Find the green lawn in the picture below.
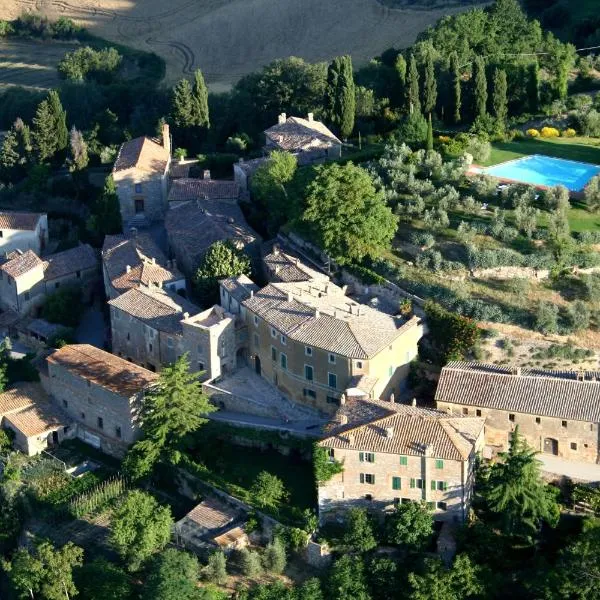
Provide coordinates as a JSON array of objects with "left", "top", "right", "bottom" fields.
[{"left": 484, "top": 137, "right": 600, "bottom": 167}]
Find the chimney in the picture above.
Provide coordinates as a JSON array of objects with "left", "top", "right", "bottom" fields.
[
  {"left": 183, "top": 312, "right": 190, "bottom": 319},
  {"left": 250, "top": 290, "right": 254, "bottom": 298},
  {"left": 151, "top": 257, "right": 156, "bottom": 265},
  {"left": 287, "top": 292, "right": 293, "bottom": 302},
  {"left": 515, "top": 367, "right": 522, "bottom": 376},
  {"left": 273, "top": 243, "right": 280, "bottom": 256},
  {"left": 203, "top": 169, "right": 211, "bottom": 180},
  {"left": 129, "top": 227, "right": 138, "bottom": 238},
  {"left": 340, "top": 393, "right": 346, "bottom": 406},
  {"left": 340, "top": 414, "right": 348, "bottom": 425},
  {"left": 162, "top": 123, "right": 171, "bottom": 156},
  {"left": 278, "top": 112, "right": 287, "bottom": 125},
  {"left": 348, "top": 433, "right": 355, "bottom": 446},
  {"left": 385, "top": 427, "right": 394, "bottom": 439},
  {"left": 314, "top": 309, "right": 320, "bottom": 319},
  {"left": 411, "top": 398, "right": 417, "bottom": 407},
  {"left": 126, "top": 265, "right": 131, "bottom": 273},
  {"left": 307, "top": 112, "right": 314, "bottom": 122},
  {"left": 275, "top": 265, "right": 281, "bottom": 275}
]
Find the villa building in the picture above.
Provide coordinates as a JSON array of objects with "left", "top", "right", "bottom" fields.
[
  {"left": 317, "top": 398, "right": 485, "bottom": 523},
  {"left": 0, "top": 212, "right": 48, "bottom": 256}
]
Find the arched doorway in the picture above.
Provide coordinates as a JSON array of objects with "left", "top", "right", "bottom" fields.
[
  {"left": 543, "top": 438, "right": 559, "bottom": 455},
  {"left": 254, "top": 355, "right": 261, "bottom": 376}
]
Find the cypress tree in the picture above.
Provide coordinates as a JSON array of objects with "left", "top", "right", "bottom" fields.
[
  {"left": 192, "top": 69, "right": 210, "bottom": 128},
  {"left": 395, "top": 54, "right": 407, "bottom": 106},
  {"left": 449, "top": 51, "right": 462, "bottom": 124},
  {"left": 422, "top": 52, "right": 438, "bottom": 116},
  {"left": 0, "top": 130, "right": 20, "bottom": 173},
  {"left": 337, "top": 55, "right": 355, "bottom": 139},
  {"left": 473, "top": 56, "right": 488, "bottom": 119},
  {"left": 325, "top": 57, "right": 340, "bottom": 124},
  {"left": 33, "top": 97, "right": 58, "bottom": 162},
  {"left": 406, "top": 54, "right": 421, "bottom": 115},
  {"left": 171, "top": 79, "right": 195, "bottom": 128},
  {"left": 48, "top": 90, "right": 68, "bottom": 152},
  {"left": 426, "top": 113, "right": 433, "bottom": 152},
  {"left": 492, "top": 68, "right": 508, "bottom": 124},
  {"left": 527, "top": 61, "right": 540, "bottom": 113}
]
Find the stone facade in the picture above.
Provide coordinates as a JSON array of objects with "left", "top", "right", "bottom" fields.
[
  {"left": 0, "top": 213, "right": 48, "bottom": 256},
  {"left": 0, "top": 258, "right": 46, "bottom": 314}
]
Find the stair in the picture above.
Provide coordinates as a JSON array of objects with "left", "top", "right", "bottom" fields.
[{"left": 127, "top": 214, "right": 150, "bottom": 230}]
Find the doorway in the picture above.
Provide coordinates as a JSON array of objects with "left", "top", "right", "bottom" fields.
[
  {"left": 135, "top": 198, "right": 145, "bottom": 213},
  {"left": 543, "top": 437, "right": 559, "bottom": 455},
  {"left": 254, "top": 355, "right": 261, "bottom": 376},
  {"left": 51, "top": 431, "right": 59, "bottom": 445}
]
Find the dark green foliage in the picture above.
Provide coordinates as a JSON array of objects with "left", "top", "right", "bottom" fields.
[
  {"left": 239, "top": 548, "right": 263, "bottom": 578},
  {"left": 422, "top": 51, "right": 437, "bottom": 116},
  {"left": 527, "top": 61, "right": 540, "bottom": 113},
  {"left": 366, "top": 557, "right": 399, "bottom": 600},
  {"left": 192, "top": 69, "right": 210, "bottom": 128},
  {"left": 426, "top": 113, "right": 433, "bottom": 152},
  {"left": 384, "top": 501, "right": 433, "bottom": 550},
  {"left": 492, "top": 68, "right": 508, "bottom": 124},
  {"left": 12, "top": 13, "right": 82, "bottom": 39},
  {"left": 33, "top": 90, "right": 68, "bottom": 162},
  {"left": 534, "top": 301, "right": 559, "bottom": 334},
  {"left": 250, "top": 471, "right": 288, "bottom": 509},
  {"left": 171, "top": 78, "right": 195, "bottom": 128},
  {"left": 74, "top": 559, "right": 132, "bottom": 600},
  {"left": 313, "top": 444, "right": 343, "bottom": 483},
  {"left": 449, "top": 51, "right": 462, "bottom": 124},
  {"left": 424, "top": 301, "right": 481, "bottom": 363},
  {"left": 87, "top": 174, "right": 122, "bottom": 238},
  {"left": 262, "top": 537, "right": 287, "bottom": 574},
  {"left": 342, "top": 508, "right": 377, "bottom": 553},
  {"left": 397, "top": 112, "right": 428, "bottom": 146},
  {"left": 204, "top": 551, "right": 227, "bottom": 585},
  {"left": 193, "top": 240, "right": 252, "bottom": 307},
  {"left": 406, "top": 54, "right": 421, "bottom": 115},
  {"left": 327, "top": 554, "right": 370, "bottom": 600},
  {"left": 325, "top": 55, "right": 355, "bottom": 138},
  {"left": 472, "top": 57, "right": 487, "bottom": 119},
  {"left": 58, "top": 46, "right": 122, "bottom": 82},
  {"left": 302, "top": 162, "right": 397, "bottom": 265},
  {"left": 143, "top": 548, "right": 199, "bottom": 600},
  {"left": 42, "top": 286, "right": 84, "bottom": 328}
]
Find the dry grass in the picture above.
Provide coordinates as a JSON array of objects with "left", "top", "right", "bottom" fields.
[{"left": 0, "top": 0, "right": 482, "bottom": 90}]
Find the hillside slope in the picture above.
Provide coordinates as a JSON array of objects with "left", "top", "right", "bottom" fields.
[{"left": 0, "top": 0, "right": 480, "bottom": 90}]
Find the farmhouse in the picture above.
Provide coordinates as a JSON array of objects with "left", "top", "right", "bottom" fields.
[
  {"left": 113, "top": 123, "right": 172, "bottom": 229},
  {"left": 435, "top": 362, "right": 600, "bottom": 464},
  {"left": 45, "top": 344, "right": 158, "bottom": 457},
  {"left": 318, "top": 399, "right": 484, "bottom": 523},
  {"left": 264, "top": 113, "right": 342, "bottom": 164},
  {"left": 0, "top": 211, "right": 48, "bottom": 256}
]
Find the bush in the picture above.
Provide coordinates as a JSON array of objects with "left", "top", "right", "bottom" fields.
[
  {"left": 410, "top": 231, "right": 435, "bottom": 249},
  {"left": 204, "top": 551, "right": 227, "bottom": 585},
  {"left": 58, "top": 47, "right": 122, "bottom": 82},
  {"left": 540, "top": 127, "right": 560, "bottom": 138},
  {"left": 526, "top": 128, "right": 540, "bottom": 137},
  {"left": 562, "top": 128, "right": 577, "bottom": 138},
  {"left": 535, "top": 302, "right": 559, "bottom": 335},
  {"left": 239, "top": 548, "right": 262, "bottom": 577},
  {"left": 262, "top": 537, "right": 286, "bottom": 574},
  {"left": 42, "top": 286, "right": 84, "bottom": 327},
  {"left": 396, "top": 113, "right": 428, "bottom": 147},
  {"left": 465, "top": 136, "right": 491, "bottom": 162},
  {"left": 250, "top": 471, "right": 288, "bottom": 509},
  {"left": 0, "top": 21, "right": 15, "bottom": 36},
  {"left": 563, "top": 300, "right": 590, "bottom": 332}
]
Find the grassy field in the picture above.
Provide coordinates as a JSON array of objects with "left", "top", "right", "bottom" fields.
[
  {"left": 484, "top": 137, "right": 600, "bottom": 167},
  {"left": 0, "top": 0, "right": 483, "bottom": 91},
  {"left": 0, "top": 38, "right": 77, "bottom": 91}
]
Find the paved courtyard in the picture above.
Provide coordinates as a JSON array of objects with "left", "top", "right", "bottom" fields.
[{"left": 539, "top": 454, "right": 600, "bottom": 483}]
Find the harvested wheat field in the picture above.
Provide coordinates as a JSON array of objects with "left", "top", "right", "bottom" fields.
[{"left": 1, "top": 0, "right": 479, "bottom": 91}]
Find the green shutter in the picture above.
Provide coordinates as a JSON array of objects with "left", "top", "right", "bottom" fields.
[
  {"left": 392, "top": 476, "right": 401, "bottom": 490},
  {"left": 360, "top": 473, "right": 364, "bottom": 484},
  {"left": 400, "top": 456, "right": 407, "bottom": 466},
  {"left": 410, "top": 478, "right": 415, "bottom": 489},
  {"left": 431, "top": 480, "right": 436, "bottom": 491},
  {"left": 443, "top": 481, "right": 448, "bottom": 491},
  {"left": 359, "top": 452, "right": 364, "bottom": 462},
  {"left": 436, "top": 459, "right": 444, "bottom": 469}
]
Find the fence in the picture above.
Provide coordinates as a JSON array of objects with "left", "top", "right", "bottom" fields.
[{"left": 68, "top": 475, "right": 129, "bottom": 518}]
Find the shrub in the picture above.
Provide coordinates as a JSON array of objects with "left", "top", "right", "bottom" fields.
[
  {"left": 562, "top": 128, "right": 577, "bottom": 138},
  {"left": 563, "top": 300, "right": 590, "bottom": 332},
  {"left": 465, "top": 136, "right": 491, "bottom": 162},
  {"left": 410, "top": 231, "right": 435, "bottom": 249},
  {"left": 262, "top": 537, "right": 286, "bottom": 574},
  {"left": 342, "top": 508, "right": 378, "bottom": 553},
  {"left": 535, "top": 302, "right": 559, "bottom": 335},
  {"left": 526, "top": 128, "right": 540, "bottom": 137},
  {"left": 0, "top": 21, "right": 14, "bottom": 36},
  {"left": 396, "top": 113, "right": 428, "bottom": 147},
  {"left": 471, "top": 174, "right": 498, "bottom": 199},
  {"left": 313, "top": 445, "right": 343, "bottom": 483},
  {"left": 204, "top": 551, "right": 227, "bottom": 585},
  {"left": 239, "top": 548, "right": 262, "bottom": 577},
  {"left": 173, "top": 147, "right": 187, "bottom": 160},
  {"left": 42, "top": 286, "right": 84, "bottom": 327},
  {"left": 58, "top": 47, "right": 122, "bottom": 82},
  {"left": 540, "top": 127, "right": 560, "bottom": 138},
  {"left": 250, "top": 471, "right": 288, "bottom": 509}
]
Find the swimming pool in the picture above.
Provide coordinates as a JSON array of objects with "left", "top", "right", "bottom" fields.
[{"left": 484, "top": 155, "right": 600, "bottom": 192}]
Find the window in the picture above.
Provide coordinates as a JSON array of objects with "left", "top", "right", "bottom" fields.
[
  {"left": 148, "top": 343, "right": 153, "bottom": 353},
  {"left": 437, "top": 502, "right": 447, "bottom": 511},
  {"left": 392, "top": 476, "right": 401, "bottom": 490},
  {"left": 356, "top": 361, "right": 363, "bottom": 369},
  {"left": 509, "top": 414, "right": 515, "bottom": 422},
  {"left": 280, "top": 353, "right": 287, "bottom": 370},
  {"left": 271, "top": 346, "right": 277, "bottom": 361},
  {"left": 462, "top": 407, "right": 469, "bottom": 415},
  {"left": 280, "top": 335, "right": 286, "bottom": 345},
  {"left": 198, "top": 361, "right": 205, "bottom": 370},
  {"left": 271, "top": 328, "right": 277, "bottom": 338},
  {"left": 55, "top": 282, "right": 60, "bottom": 289},
  {"left": 365, "top": 494, "right": 373, "bottom": 501},
  {"left": 359, "top": 452, "right": 375, "bottom": 463},
  {"left": 435, "top": 459, "right": 444, "bottom": 469},
  {"left": 571, "top": 442, "right": 578, "bottom": 451},
  {"left": 476, "top": 409, "right": 482, "bottom": 417},
  {"left": 328, "top": 353, "right": 336, "bottom": 364},
  {"left": 536, "top": 417, "right": 541, "bottom": 425},
  {"left": 305, "top": 346, "right": 313, "bottom": 356},
  {"left": 24, "top": 291, "right": 30, "bottom": 301},
  {"left": 327, "top": 448, "right": 335, "bottom": 459},
  {"left": 399, "top": 455, "right": 408, "bottom": 466},
  {"left": 127, "top": 333, "right": 130, "bottom": 341},
  {"left": 76, "top": 270, "right": 81, "bottom": 278},
  {"left": 80, "top": 412, "right": 85, "bottom": 420},
  {"left": 360, "top": 473, "right": 375, "bottom": 485},
  {"left": 115, "top": 426, "right": 122, "bottom": 439},
  {"left": 562, "top": 420, "right": 568, "bottom": 428},
  {"left": 62, "top": 399, "right": 68, "bottom": 409},
  {"left": 304, "top": 365, "right": 314, "bottom": 381},
  {"left": 388, "top": 366, "right": 393, "bottom": 376},
  {"left": 326, "top": 395, "right": 338, "bottom": 405},
  {"left": 410, "top": 478, "right": 423, "bottom": 489},
  {"left": 97, "top": 417, "right": 104, "bottom": 429},
  {"left": 253, "top": 333, "right": 259, "bottom": 347},
  {"left": 328, "top": 372, "right": 337, "bottom": 389},
  {"left": 254, "top": 315, "right": 258, "bottom": 326},
  {"left": 134, "top": 183, "right": 142, "bottom": 193},
  {"left": 303, "top": 388, "right": 316, "bottom": 399},
  {"left": 0, "top": 231, "right": 3, "bottom": 238}
]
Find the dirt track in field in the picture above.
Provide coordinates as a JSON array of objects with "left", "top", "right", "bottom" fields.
[{"left": 0, "top": 0, "right": 481, "bottom": 91}]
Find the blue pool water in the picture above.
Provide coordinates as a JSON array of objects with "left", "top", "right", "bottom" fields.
[{"left": 484, "top": 155, "right": 600, "bottom": 192}]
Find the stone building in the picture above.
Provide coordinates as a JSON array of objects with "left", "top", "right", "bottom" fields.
[
  {"left": 0, "top": 212, "right": 48, "bottom": 256},
  {"left": 240, "top": 276, "right": 423, "bottom": 413},
  {"left": 112, "top": 123, "right": 171, "bottom": 229},
  {"left": 318, "top": 399, "right": 485, "bottom": 523},
  {"left": 262, "top": 244, "right": 328, "bottom": 284},
  {"left": 45, "top": 344, "right": 158, "bottom": 456},
  {"left": 0, "top": 382, "right": 70, "bottom": 456},
  {"left": 168, "top": 174, "right": 240, "bottom": 204},
  {"left": 233, "top": 157, "right": 267, "bottom": 193},
  {"left": 165, "top": 199, "right": 260, "bottom": 276},
  {"left": 102, "top": 232, "right": 184, "bottom": 300},
  {"left": 264, "top": 113, "right": 342, "bottom": 164},
  {"left": 43, "top": 244, "right": 99, "bottom": 301},
  {"left": 436, "top": 362, "right": 600, "bottom": 464}
]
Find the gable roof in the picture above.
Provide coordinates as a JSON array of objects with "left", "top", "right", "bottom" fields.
[
  {"left": 0, "top": 211, "right": 44, "bottom": 231},
  {"left": 108, "top": 286, "right": 200, "bottom": 335},
  {"left": 264, "top": 115, "right": 341, "bottom": 153},
  {"left": 168, "top": 179, "right": 240, "bottom": 202},
  {"left": 43, "top": 244, "right": 97, "bottom": 281},
  {"left": 47, "top": 344, "right": 158, "bottom": 397},
  {"left": 165, "top": 200, "right": 258, "bottom": 265},
  {"left": 0, "top": 382, "right": 47, "bottom": 416},
  {"left": 102, "top": 233, "right": 181, "bottom": 294},
  {"left": 0, "top": 249, "right": 43, "bottom": 279},
  {"left": 4, "top": 402, "right": 66, "bottom": 437},
  {"left": 243, "top": 280, "right": 419, "bottom": 359},
  {"left": 436, "top": 362, "right": 600, "bottom": 423},
  {"left": 263, "top": 245, "right": 327, "bottom": 283},
  {"left": 220, "top": 275, "right": 259, "bottom": 304},
  {"left": 320, "top": 399, "right": 484, "bottom": 461},
  {"left": 113, "top": 136, "right": 169, "bottom": 174}
]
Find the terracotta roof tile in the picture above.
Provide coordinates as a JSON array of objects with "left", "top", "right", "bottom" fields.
[
  {"left": 43, "top": 244, "right": 97, "bottom": 281},
  {"left": 113, "top": 136, "right": 169, "bottom": 174},
  {"left": 184, "top": 498, "right": 238, "bottom": 530},
  {"left": 47, "top": 344, "right": 158, "bottom": 397},
  {"left": 436, "top": 362, "right": 600, "bottom": 422},
  {"left": 0, "top": 382, "right": 46, "bottom": 416},
  {"left": 4, "top": 402, "right": 67, "bottom": 437},
  {"left": 0, "top": 250, "right": 43, "bottom": 279},
  {"left": 168, "top": 179, "right": 240, "bottom": 202},
  {"left": 0, "top": 212, "right": 44, "bottom": 231}
]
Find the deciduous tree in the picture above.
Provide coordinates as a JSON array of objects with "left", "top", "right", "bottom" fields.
[
  {"left": 342, "top": 508, "right": 377, "bottom": 553},
  {"left": 143, "top": 547, "right": 199, "bottom": 600},
  {"left": 385, "top": 501, "right": 433, "bottom": 550},
  {"left": 326, "top": 555, "right": 370, "bottom": 600},
  {"left": 74, "top": 558, "right": 132, "bottom": 600},
  {"left": 250, "top": 471, "right": 288, "bottom": 509}
]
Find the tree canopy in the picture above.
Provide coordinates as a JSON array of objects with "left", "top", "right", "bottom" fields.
[{"left": 143, "top": 547, "right": 200, "bottom": 600}]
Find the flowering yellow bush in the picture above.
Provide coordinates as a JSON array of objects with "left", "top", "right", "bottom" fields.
[
  {"left": 562, "top": 128, "right": 576, "bottom": 138},
  {"left": 438, "top": 135, "right": 451, "bottom": 143},
  {"left": 526, "top": 128, "right": 540, "bottom": 138},
  {"left": 541, "top": 127, "right": 560, "bottom": 138}
]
